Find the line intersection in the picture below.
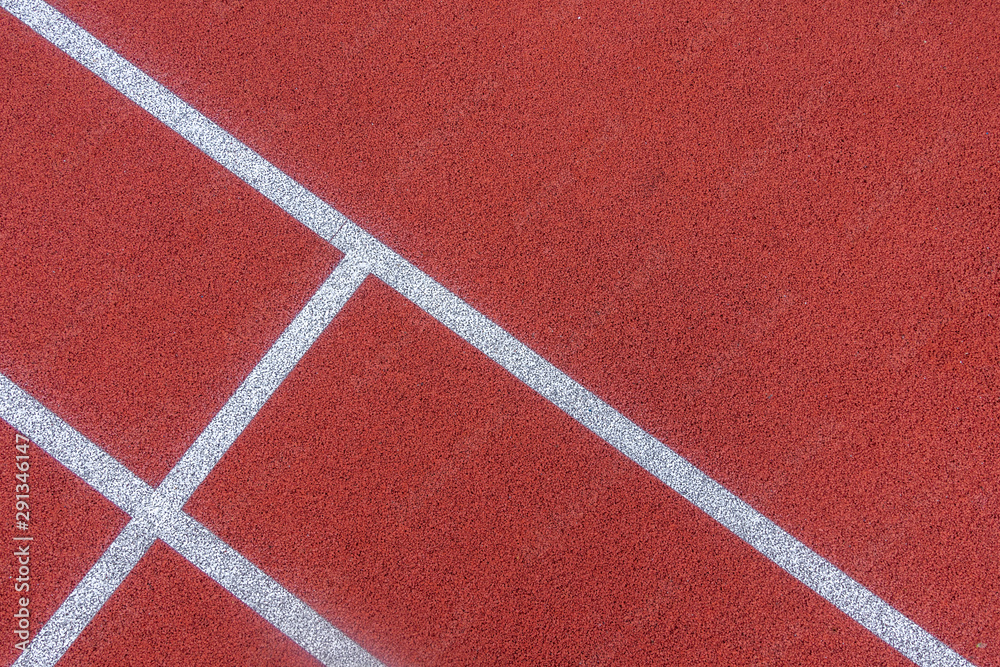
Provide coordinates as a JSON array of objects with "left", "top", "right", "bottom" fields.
[{"left": 0, "top": 0, "right": 978, "bottom": 665}]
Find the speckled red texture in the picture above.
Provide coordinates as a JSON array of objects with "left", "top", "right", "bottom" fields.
[
  {"left": 0, "top": 9, "right": 341, "bottom": 486},
  {"left": 60, "top": 541, "right": 320, "bottom": 666},
  {"left": 2, "top": 0, "right": 998, "bottom": 664},
  {"left": 0, "top": 420, "right": 128, "bottom": 667},
  {"left": 184, "top": 278, "right": 912, "bottom": 666}
]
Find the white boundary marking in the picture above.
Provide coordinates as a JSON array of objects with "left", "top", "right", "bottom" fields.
[
  {"left": 1, "top": 0, "right": 346, "bottom": 243},
  {"left": 14, "top": 522, "right": 155, "bottom": 666},
  {"left": 157, "top": 251, "right": 370, "bottom": 503},
  {"left": 3, "top": 254, "right": 376, "bottom": 667},
  {"left": 0, "top": 0, "right": 976, "bottom": 665}
]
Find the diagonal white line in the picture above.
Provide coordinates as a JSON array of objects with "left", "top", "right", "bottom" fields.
[
  {"left": 6, "top": 253, "right": 374, "bottom": 667},
  {"left": 0, "top": 377, "right": 151, "bottom": 518},
  {"left": 335, "top": 223, "right": 971, "bottom": 666},
  {"left": 12, "top": 522, "right": 155, "bottom": 667},
  {"left": 0, "top": 374, "right": 380, "bottom": 667},
  {"left": 0, "top": 0, "right": 346, "bottom": 243},
  {"left": 157, "top": 250, "right": 370, "bottom": 505},
  {"left": 0, "top": 1, "right": 976, "bottom": 666},
  {"left": 152, "top": 505, "right": 374, "bottom": 667}
]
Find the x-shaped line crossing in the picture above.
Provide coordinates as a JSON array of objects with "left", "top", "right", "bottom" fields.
[
  {"left": 0, "top": 0, "right": 973, "bottom": 665},
  {"left": 1, "top": 251, "right": 378, "bottom": 666}
]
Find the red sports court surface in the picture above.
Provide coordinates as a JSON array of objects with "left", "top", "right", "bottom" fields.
[{"left": 1, "top": 0, "right": 997, "bottom": 665}]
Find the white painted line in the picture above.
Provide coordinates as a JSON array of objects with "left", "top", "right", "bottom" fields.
[
  {"left": 0, "top": 373, "right": 380, "bottom": 667},
  {"left": 0, "top": 1, "right": 975, "bottom": 665},
  {"left": 4, "top": 254, "right": 374, "bottom": 667},
  {"left": 334, "top": 222, "right": 973, "bottom": 667},
  {"left": 155, "top": 502, "right": 375, "bottom": 667},
  {"left": 158, "top": 251, "right": 370, "bottom": 504},
  {"left": 13, "top": 521, "right": 155, "bottom": 667},
  {"left": 0, "top": 377, "right": 152, "bottom": 517},
  {"left": 0, "top": 0, "right": 347, "bottom": 243}
]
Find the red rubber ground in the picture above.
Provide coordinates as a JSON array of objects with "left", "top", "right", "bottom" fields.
[
  {"left": 182, "top": 277, "right": 911, "bottom": 665},
  {"left": 0, "top": 420, "right": 127, "bottom": 667},
  {"left": 0, "top": 8, "right": 341, "bottom": 485},
  {"left": 1, "top": 0, "right": 998, "bottom": 665},
  {"left": 60, "top": 542, "right": 318, "bottom": 667}
]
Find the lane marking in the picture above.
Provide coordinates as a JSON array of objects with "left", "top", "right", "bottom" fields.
[
  {"left": 0, "top": 374, "right": 378, "bottom": 666},
  {"left": 0, "top": 0, "right": 975, "bottom": 665},
  {"left": 14, "top": 522, "right": 155, "bottom": 667},
  {"left": 335, "top": 224, "right": 969, "bottom": 666},
  {"left": 6, "top": 254, "right": 376, "bottom": 667},
  {"left": 0, "top": 0, "right": 346, "bottom": 243},
  {"left": 157, "top": 251, "right": 370, "bottom": 503}
]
